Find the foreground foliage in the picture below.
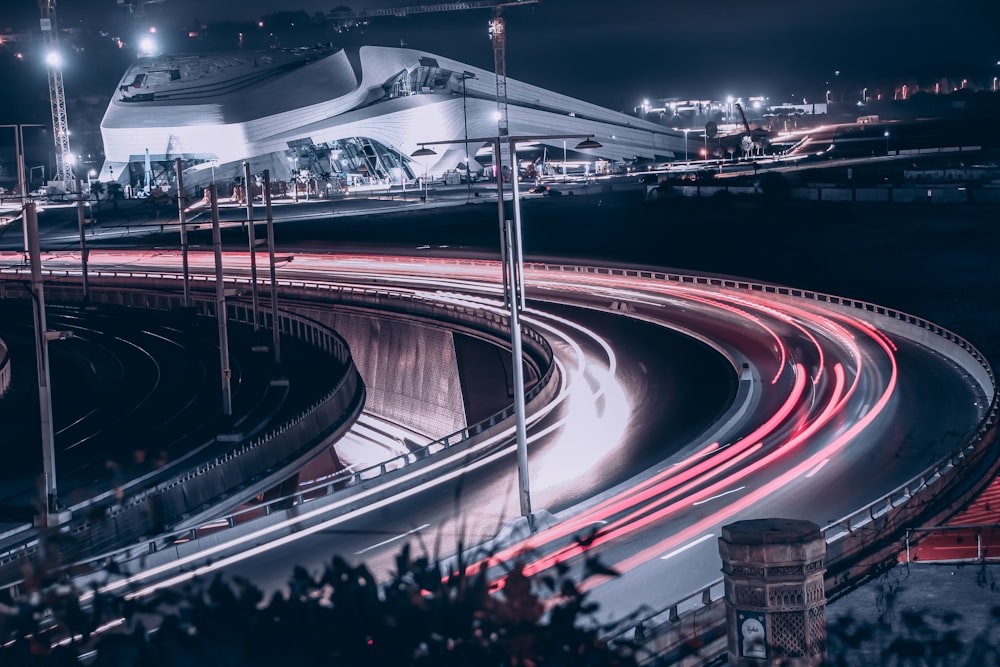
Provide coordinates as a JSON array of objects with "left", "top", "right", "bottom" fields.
[{"left": 0, "top": 538, "right": 639, "bottom": 667}]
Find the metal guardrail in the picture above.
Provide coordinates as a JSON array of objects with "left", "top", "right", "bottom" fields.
[{"left": 903, "top": 523, "right": 1000, "bottom": 563}]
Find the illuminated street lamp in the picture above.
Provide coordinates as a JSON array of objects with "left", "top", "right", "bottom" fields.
[
  {"left": 412, "top": 133, "right": 601, "bottom": 533},
  {"left": 680, "top": 128, "right": 691, "bottom": 163},
  {"left": 287, "top": 156, "right": 298, "bottom": 202},
  {"left": 460, "top": 71, "right": 476, "bottom": 199},
  {"left": 2, "top": 123, "right": 45, "bottom": 258},
  {"left": 884, "top": 130, "right": 890, "bottom": 156},
  {"left": 410, "top": 146, "right": 434, "bottom": 201}
]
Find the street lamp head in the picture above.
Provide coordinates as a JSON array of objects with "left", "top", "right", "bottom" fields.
[
  {"left": 575, "top": 138, "right": 602, "bottom": 150},
  {"left": 411, "top": 146, "right": 437, "bottom": 157}
]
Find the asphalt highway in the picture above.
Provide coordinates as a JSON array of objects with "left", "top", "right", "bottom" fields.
[
  {"left": 17, "top": 249, "right": 986, "bottom": 631},
  {"left": 1, "top": 184, "right": 996, "bottom": 634}
]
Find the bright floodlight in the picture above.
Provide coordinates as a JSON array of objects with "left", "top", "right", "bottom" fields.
[
  {"left": 45, "top": 50, "right": 62, "bottom": 67},
  {"left": 139, "top": 36, "right": 156, "bottom": 55}
]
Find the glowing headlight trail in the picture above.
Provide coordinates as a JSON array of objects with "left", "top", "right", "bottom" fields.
[
  {"left": 517, "top": 363, "right": 848, "bottom": 581},
  {"left": 377, "top": 260, "right": 887, "bottom": 593},
  {"left": 471, "top": 363, "right": 808, "bottom": 571},
  {"left": 580, "top": 328, "right": 900, "bottom": 593},
  {"left": 487, "top": 364, "right": 817, "bottom": 579},
  {"left": 2, "top": 250, "right": 901, "bottom": 603},
  {"left": 559, "top": 313, "right": 894, "bottom": 586},
  {"left": 449, "top": 285, "right": 890, "bottom": 584},
  {"left": 520, "top": 297, "right": 894, "bottom": 582}
]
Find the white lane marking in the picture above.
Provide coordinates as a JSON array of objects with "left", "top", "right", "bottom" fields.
[
  {"left": 355, "top": 524, "right": 431, "bottom": 555},
  {"left": 692, "top": 486, "right": 745, "bottom": 506},
  {"left": 660, "top": 534, "right": 715, "bottom": 561},
  {"left": 805, "top": 458, "right": 829, "bottom": 478}
]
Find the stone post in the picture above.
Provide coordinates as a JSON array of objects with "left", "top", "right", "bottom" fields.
[{"left": 719, "top": 518, "right": 826, "bottom": 666}]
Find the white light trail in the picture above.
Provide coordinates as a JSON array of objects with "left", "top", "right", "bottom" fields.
[{"left": 659, "top": 534, "right": 716, "bottom": 561}]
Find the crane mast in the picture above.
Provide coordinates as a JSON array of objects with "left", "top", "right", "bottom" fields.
[
  {"left": 39, "top": 0, "right": 74, "bottom": 193},
  {"left": 489, "top": 12, "right": 509, "bottom": 139}
]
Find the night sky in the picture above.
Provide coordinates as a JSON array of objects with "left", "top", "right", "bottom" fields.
[{"left": 1, "top": 0, "right": 997, "bottom": 115}]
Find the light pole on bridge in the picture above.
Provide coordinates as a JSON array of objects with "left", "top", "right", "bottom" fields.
[{"left": 412, "top": 132, "right": 601, "bottom": 533}]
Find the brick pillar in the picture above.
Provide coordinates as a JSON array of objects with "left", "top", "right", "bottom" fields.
[{"left": 719, "top": 518, "right": 826, "bottom": 666}]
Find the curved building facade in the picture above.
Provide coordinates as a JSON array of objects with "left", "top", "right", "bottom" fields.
[{"left": 99, "top": 45, "right": 682, "bottom": 194}]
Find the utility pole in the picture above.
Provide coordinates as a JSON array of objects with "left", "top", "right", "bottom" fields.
[
  {"left": 209, "top": 185, "right": 232, "bottom": 417},
  {"left": 74, "top": 172, "right": 89, "bottom": 303},
  {"left": 243, "top": 161, "right": 260, "bottom": 331},
  {"left": 175, "top": 158, "right": 191, "bottom": 307},
  {"left": 25, "top": 202, "right": 60, "bottom": 523},
  {"left": 263, "top": 170, "right": 282, "bottom": 369}
]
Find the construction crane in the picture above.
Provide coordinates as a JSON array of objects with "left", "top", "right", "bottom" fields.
[
  {"left": 38, "top": 0, "right": 73, "bottom": 193},
  {"left": 329, "top": 0, "right": 540, "bottom": 141}
]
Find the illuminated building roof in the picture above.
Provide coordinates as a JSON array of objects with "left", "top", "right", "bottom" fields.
[{"left": 100, "top": 45, "right": 682, "bottom": 189}]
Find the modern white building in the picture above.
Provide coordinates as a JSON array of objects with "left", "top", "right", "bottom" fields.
[{"left": 99, "top": 44, "right": 683, "bottom": 194}]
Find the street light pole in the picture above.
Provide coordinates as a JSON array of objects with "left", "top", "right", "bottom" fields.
[
  {"left": 73, "top": 172, "right": 89, "bottom": 304},
  {"left": 263, "top": 170, "right": 282, "bottom": 369},
  {"left": 3, "top": 123, "right": 45, "bottom": 258},
  {"left": 175, "top": 158, "right": 191, "bottom": 308},
  {"left": 209, "top": 184, "right": 233, "bottom": 417},
  {"left": 462, "top": 71, "right": 475, "bottom": 200},
  {"left": 413, "top": 132, "right": 601, "bottom": 533},
  {"left": 25, "top": 201, "right": 60, "bottom": 522},
  {"left": 562, "top": 139, "right": 567, "bottom": 183},
  {"left": 243, "top": 161, "right": 260, "bottom": 332},
  {"left": 399, "top": 143, "right": 405, "bottom": 200}
]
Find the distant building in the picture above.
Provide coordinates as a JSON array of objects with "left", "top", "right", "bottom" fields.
[{"left": 99, "top": 45, "right": 683, "bottom": 194}]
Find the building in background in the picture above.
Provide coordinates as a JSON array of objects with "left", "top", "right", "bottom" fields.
[{"left": 99, "top": 44, "right": 682, "bottom": 197}]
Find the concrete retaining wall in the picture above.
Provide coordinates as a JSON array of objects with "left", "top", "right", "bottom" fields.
[{"left": 298, "top": 308, "right": 467, "bottom": 438}]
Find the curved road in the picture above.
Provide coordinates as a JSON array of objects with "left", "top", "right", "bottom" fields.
[{"left": 9, "top": 249, "right": 988, "bottom": 628}]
